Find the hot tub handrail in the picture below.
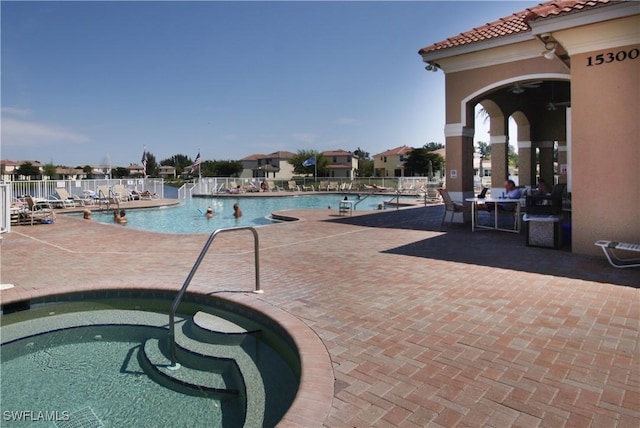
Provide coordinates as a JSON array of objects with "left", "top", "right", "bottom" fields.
[{"left": 168, "top": 226, "right": 261, "bottom": 367}]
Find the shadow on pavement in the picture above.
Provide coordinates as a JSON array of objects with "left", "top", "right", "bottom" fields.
[{"left": 325, "top": 205, "right": 640, "bottom": 288}]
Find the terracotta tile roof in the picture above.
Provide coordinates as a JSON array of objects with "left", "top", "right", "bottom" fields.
[
  {"left": 375, "top": 145, "right": 414, "bottom": 157},
  {"left": 241, "top": 151, "right": 296, "bottom": 161},
  {"left": 419, "top": 0, "right": 612, "bottom": 55},
  {"left": 321, "top": 149, "right": 353, "bottom": 157}
]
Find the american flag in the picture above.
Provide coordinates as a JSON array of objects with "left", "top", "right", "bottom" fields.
[
  {"left": 141, "top": 150, "right": 148, "bottom": 178},
  {"left": 191, "top": 151, "right": 201, "bottom": 173}
]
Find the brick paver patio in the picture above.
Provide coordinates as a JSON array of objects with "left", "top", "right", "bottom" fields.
[{"left": 1, "top": 201, "right": 638, "bottom": 427}]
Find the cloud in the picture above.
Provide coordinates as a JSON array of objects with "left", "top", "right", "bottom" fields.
[{"left": 1, "top": 108, "right": 89, "bottom": 147}]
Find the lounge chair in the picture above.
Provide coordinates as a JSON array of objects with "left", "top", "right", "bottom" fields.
[
  {"left": 47, "top": 194, "right": 75, "bottom": 208},
  {"left": 132, "top": 189, "right": 157, "bottom": 200},
  {"left": 438, "top": 188, "right": 470, "bottom": 230},
  {"left": 595, "top": 240, "right": 640, "bottom": 268},
  {"left": 55, "top": 188, "right": 85, "bottom": 207},
  {"left": 96, "top": 186, "right": 116, "bottom": 204},
  {"left": 112, "top": 184, "right": 130, "bottom": 202},
  {"left": 24, "top": 195, "right": 56, "bottom": 225},
  {"left": 267, "top": 181, "right": 282, "bottom": 192},
  {"left": 287, "top": 181, "right": 300, "bottom": 191}
]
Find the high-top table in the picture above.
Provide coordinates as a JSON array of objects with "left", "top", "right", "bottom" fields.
[{"left": 465, "top": 197, "right": 522, "bottom": 233}]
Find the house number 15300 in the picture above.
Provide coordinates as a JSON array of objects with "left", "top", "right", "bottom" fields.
[{"left": 587, "top": 48, "right": 639, "bottom": 66}]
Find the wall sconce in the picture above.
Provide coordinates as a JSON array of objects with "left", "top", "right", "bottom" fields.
[
  {"left": 542, "top": 42, "right": 557, "bottom": 60},
  {"left": 424, "top": 63, "right": 440, "bottom": 72}
]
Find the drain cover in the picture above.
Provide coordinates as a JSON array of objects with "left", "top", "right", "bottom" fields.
[{"left": 55, "top": 407, "right": 103, "bottom": 428}]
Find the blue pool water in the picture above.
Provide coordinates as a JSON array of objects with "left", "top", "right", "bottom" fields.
[
  {"left": 78, "top": 193, "right": 408, "bottom": 234},
  {"left": 1, "top": 295, "right": 299, "bottom": 427}
]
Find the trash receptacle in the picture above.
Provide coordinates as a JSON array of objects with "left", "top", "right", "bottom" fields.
[{"left": 523, "top": 214, "right": 562, "bottom": 249}]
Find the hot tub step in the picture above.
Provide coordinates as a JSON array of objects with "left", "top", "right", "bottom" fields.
[
  {"left": 190, "top": 311, "right": 261, "bottom": 345},
  {"left": 141, "top": 338, "right": 240, "bottom": 399}
]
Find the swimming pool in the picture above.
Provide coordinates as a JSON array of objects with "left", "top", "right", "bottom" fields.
[
  {"left": 1, "top": 292, "right": 299, "bottom": 427},
  {"left": 77, "top": 193, "right": 413, "bottom": 234}
]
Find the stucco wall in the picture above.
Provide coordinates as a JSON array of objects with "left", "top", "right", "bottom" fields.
[{"left": 570, "top": 43, "right": 640, "bottom": 255}]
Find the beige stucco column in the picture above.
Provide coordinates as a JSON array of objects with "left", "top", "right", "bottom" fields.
[
  {"left": 444, "top": 124, "right": 475, "bottom": 222},
  {"left": 490, "top": 135, "right": 509, "bottom": 192},
  {"left": 518, "top": 141, "right": 535, "bottom": 187}
]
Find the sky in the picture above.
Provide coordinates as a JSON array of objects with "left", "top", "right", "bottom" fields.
[{"left": 1, "top": 0, "right": 527, "bottom": 168}]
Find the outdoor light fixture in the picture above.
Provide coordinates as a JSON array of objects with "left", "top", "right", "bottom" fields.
[
  {"left": 424, "top": 63, "right": 440, "bottom": 72},
  {"left": 543, "top": 41, "right": 557, "bottom": 60}
]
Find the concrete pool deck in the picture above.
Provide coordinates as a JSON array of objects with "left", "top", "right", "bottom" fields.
[{"left": 1, "top": 200, "right": 638, "bottom": 427}]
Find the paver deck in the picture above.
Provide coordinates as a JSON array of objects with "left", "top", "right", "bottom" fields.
[{"left": 1, "top": 200, "right": 638, "bottom": 427}]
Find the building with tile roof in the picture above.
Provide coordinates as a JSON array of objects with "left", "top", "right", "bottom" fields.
[
  {"left": 321, "top": 149, "right": 358, "bottom": 180},
  {"left": 419, "top": 0, "right": 639, "bottom": 255},
  {"left": 239, "top": 151, "right": 296, "bottom": 180}
]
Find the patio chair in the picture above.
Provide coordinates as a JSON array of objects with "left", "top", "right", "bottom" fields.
[
  {"left": 267, "top": 181, "right": 282, "bottom": 192},
  {"left": 55, "top": 188, "right": 85, "bottom": 207},
  {"left": 287, "top": 181, "right": 299, "bottom": 191},
  {"left": 24, "top": 195, "right": 56, "bottom": 225},
  {"left": 437, "top": 188, "right": 470, "bottom": 230},
  {"left": 47, "top": 194, "right": 75, "bottom": 209},
  {"left": 112, "top": 184, "right": 131, "bottom": 202},
  {"left": 595, "top": 241, "right": 640, "bottom": 268}
]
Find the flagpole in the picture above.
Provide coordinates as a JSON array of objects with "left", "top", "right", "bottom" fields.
[{"left": 198, "top": 148, "right": 202, "bottom": 181}]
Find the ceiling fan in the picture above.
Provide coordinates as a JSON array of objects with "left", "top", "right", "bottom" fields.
[
  {"left": 546, "top": 81, "right": 570, "bottom": 110},
  {"left": 507, "top": 80, "right": 543, "bottom": 94},
  {"left": 546, "top": 101, "right": 571, "bottom": 111}
]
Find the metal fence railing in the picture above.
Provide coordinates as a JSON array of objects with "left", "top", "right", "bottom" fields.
[{"left": 1, "top": 184, "right": 11, "bottom": 234}]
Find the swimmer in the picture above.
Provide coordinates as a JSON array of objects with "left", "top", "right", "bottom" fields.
[
  {"left": 233, "top": 203, "right": 242, "bottom": 218},
  {"left": 83, "top": 209, "right": 92, "bottom": 220},
  {"left": 205, "top": 207, "right": 214, "bottom": 218}
]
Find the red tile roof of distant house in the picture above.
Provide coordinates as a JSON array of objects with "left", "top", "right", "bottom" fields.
[
  {"left": 375, "top": 145, "right": 413, "bottom": 157},
  {"left": 241, "top": 151, "right": 296, "bottom": 161},
  {"left": 418, "top": 0, "right": 612, "bottom": 55},
  {"left": 322, "top": 149, "right": 354, "bottom": 157}
]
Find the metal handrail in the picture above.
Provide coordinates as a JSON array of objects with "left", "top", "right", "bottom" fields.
[
  {"left": 353, "top": 193, "right": 372, "bottom": 209},
  {"left": 168, "top": 226, "right": 261, "bottom": 368}
]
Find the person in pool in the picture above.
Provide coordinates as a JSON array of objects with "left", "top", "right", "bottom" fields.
[
  {"left": 83, "top": 209, "right": 92, "bottom": 220},
  {"left": 113, "top": 209, "right": 128, "bottom": 224},
  {"left": 233, "top": 203, "right": 242, "bottom": 218},
  {"left": 205, "top": 207, "right": 214, "bottom": 219}
]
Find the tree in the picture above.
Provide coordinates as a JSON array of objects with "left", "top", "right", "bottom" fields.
[
  {"left": 42, "top": 163, "right": 57, "bottom": 179},
  {"left": 289, "top": 150, "right": 327, "bottom": 177},
  {"left": 213, "top": 160, "right": 243, "bottom": 177},
  {"left": 476, "top": 141, "right": 491, "bottom": 160},
  {"left": 82, "top": 165, "right": 93, "bottom": 179},
  {"left": 112, "top": 167, "right": 131, "bottom": 178},
  {"left": 403, "top": 148, "right": 445, "bottom": 177},
  {"left": 15, "top": 162, "right": 41, "bottom": 179},
  {"left": 144, "top": 152, "right": 158, "bottom": 177},
  {"left": 353, "top": 147, "right": 370, "bottom": 160},
  {"left": 161, "top": 154, "right": 193, "bottom": 176},
  {"left": 356, "top": 159, "right": 374, "bottom": 177},
  {"left": 424, "top": 142, "right": 444, "bottom": 151}
]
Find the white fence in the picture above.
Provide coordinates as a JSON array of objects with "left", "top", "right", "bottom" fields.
[
  {"left": 182, "top": 177, "right": 445, "bottom": 198},
  {"left": 7, "top": 178, "right": 165, "bottom": 201},
  {"left": 1, "top": 184, "right": 11, "bottom": 234}
]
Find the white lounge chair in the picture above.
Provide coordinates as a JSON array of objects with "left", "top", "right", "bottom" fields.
[{"left": 595, "top": 240, "right": 640, "bottom": 268}]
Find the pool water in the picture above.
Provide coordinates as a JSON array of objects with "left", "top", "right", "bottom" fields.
[
  {"left": 1, "top": 326, "right": 234, "bottom": 427},
  {"left": 1, "top": 296, "right": 300, "bottom": 428},
  {"left": 78, "top": 194, "right": 409, "bottom": 234}
]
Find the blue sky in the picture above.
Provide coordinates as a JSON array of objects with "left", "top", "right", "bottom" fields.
[{"left": 2, "top": 1, "right": 525, "bottom": 168}]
